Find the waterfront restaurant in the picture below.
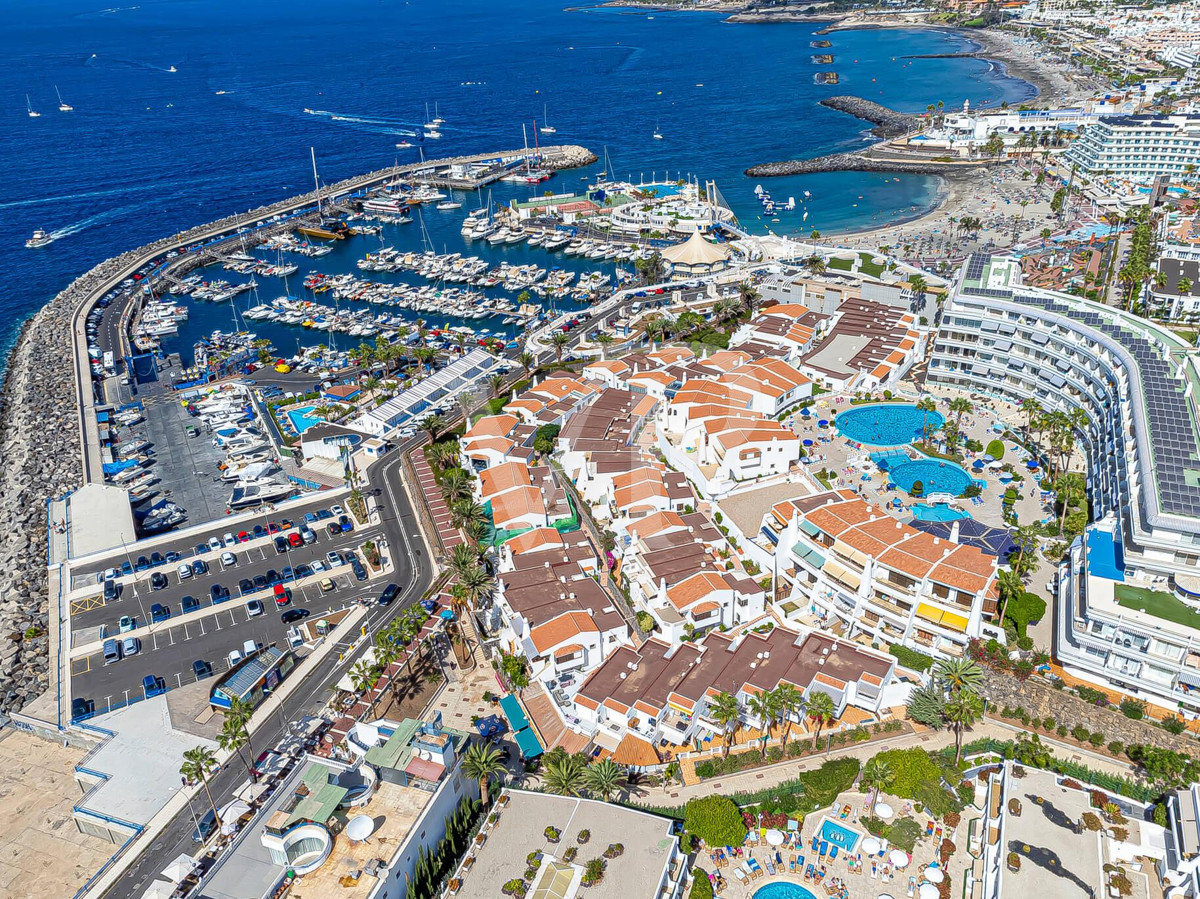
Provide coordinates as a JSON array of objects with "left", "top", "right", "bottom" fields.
[{"left": 660, "top": 231, "right": 731, "bottom": 276}]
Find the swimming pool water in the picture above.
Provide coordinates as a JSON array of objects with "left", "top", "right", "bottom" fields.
[
  {"left": 889, "top": 459, "right": 974, "bottom": 496},
  {"left": 835, "top": 403, "right": 944, "bottom": 447},
  {"left": 819, "top": 819, "right": 861, "bottom": 853},
  {"left": 285, "top": 404, "right": 324, "bottom": 435},
  {"left": 753, "top": 883, "right": 819, "bottom": 899},
  {"left": 910, "top": 503, "right": 972, "bottom": 522}
]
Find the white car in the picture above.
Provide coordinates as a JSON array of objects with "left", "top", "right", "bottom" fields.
[
  {"left": 208, "top": 536, "right": 222, "bottom": 552},
  {"left": 245, "top": 600, "right": 264, "bottom": 618},
  {"left": 330, "top": 504, "right": 345, "bottom": 517},
  {"left": 226, "top": 649, "right": 242, "bottom": 667},
  {"left": 101, "top": 567, "right": 119, "bottom": 582},
  {"left": 223, "top": 532, "right": 237, "bottom": 547},
  {"left": 177, "top": 563, "right": 192, "bottom": 580},
  {"left": 310, "top": 560, "right": 326, "bottom": 573},
  {"left": 220, "top": 551, "right": 236, "bottom": 567}
]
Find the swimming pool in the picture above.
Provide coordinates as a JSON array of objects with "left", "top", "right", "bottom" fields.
[
  {"left": 753, "top": 883, "right": 818, "bottom": 899},
  {"left": 889, "top": 458, "right": 974, "bottom": 496},
  {"left": 835, "top": 403, "right": 943, "bottom": 447},
  {"left": 910, "top": 503, "right": 972, "bottom": 522},
  {"left": 819, "top": 818, "right": 861, "bottom": 853},
  {"left": 284, "top": 404, "right": 324, "bottom": 435}
]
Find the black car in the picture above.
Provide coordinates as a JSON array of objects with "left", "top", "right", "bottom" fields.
[
  {"left": 192, "top": 659, "right": 214, "bottom": 680},
  {"left": 274, "top": 536, "right": 289, "bottom": 555},
  {"left": 350, "top": 557, "right": 367, "bottom": 581},
  {"left": 253, "top": 574, "right": 268, "bottom": 591},
  {"left": 281, "top": 608, "right": 310, "bottom": 624},
  {"left": 316, "top": 509, "right": 333, "bottom": 521},
  {"left": 377, "top": 583, "right": 400, "bottom": 606},
  {"left": 120, "top": 560, "right": 133, "bottom": 576},
  {"left": 71, "top": 697, "right": 95, "bottom": 720},
  {"left": 150, "top": 552, "right": 165, "bottom": 567},
  {"left": 265, "top": 569, "right": 281, "bottom": 586},
  {"left": 327, "top": 523, "right": 340, "bottom": 539},
  {"left": 150, "top": 572, "right": 168, "bottom": 591},
  {"left": 238, "top": 578, "right": 255, "bottom": 595},
  {"left": 192, "top": 558, "right": 208, "bottom": 576},
  {"left": 164, "top": 550, "right": 182, "bottom": 563},
  {"left": 181, "top": 595, "right": 200, "bottom": 613},
  {"left": 210, "top": 583, "right": 229, "bottom": 603},
  {"left": 252, "top": 525, "right": 266, "bottom": 538},
  {"left": 294, "top": 563, "right": 313, "bottom": 579},
  {"left": 192, "top": 809, "right": 217, "bottom": 843},
  {"left": 135, "top": 555, "right": 151, "bottom": 572},
  {"left": 103, "top": 579, "right": 119, "bottom": 601},
  {"left": 150, "top": 602, "right": 171, "bottom": 622}
]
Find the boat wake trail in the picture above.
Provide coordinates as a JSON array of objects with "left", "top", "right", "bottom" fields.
[
  {"left": 49, "top": 206, "right": 137, "bottom": 239},
  {"left": 303, "top": 108, "right": 419, "bottom": 130},
  {"left": 0, "top": 185, "right": 146, "bottom": 210}
]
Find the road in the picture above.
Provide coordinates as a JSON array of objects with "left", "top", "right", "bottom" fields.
[{"left": 97, "top": 443, "right": 431, "bottom": 899}]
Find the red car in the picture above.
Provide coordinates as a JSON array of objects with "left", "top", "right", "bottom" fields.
[
  {"left": 288, "top": 532, "right": 303, "bottom": 548},
  {"left": 236, "top": 530, "right": 250, "bottom": 543},
  {"left": 267, "top": 521, "right": 280, "bottom": 534},
  {"left": 273, "top": 584, "right": 290, "bottom": 607}
]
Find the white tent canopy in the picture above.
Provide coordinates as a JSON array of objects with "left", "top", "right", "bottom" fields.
[
  {"left": 142, "top": 881, "right": 177, "bottom": 899},
  {"left": 160, "top": 854, "right": 199, "bottom": 883},
  {"left": 660, "top": 231, "right": 731, "bottom": 269}
]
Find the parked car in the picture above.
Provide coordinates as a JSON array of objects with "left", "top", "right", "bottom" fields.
[
  {"left": 121, "top": 636, "right": 141, "bottom": 657},
  {"left": 253, "top": 574, "right": 268, "bottom": 591},
  {"left": 142, "top": 675, "right": 166, "bottom": 697},
  {"left": 192, "top": 659, "right": 214, "bottom": 680},
  {"left": 149, "top": 552, "right": 165, "bottom": 567},
  {"left": 238, "top": 578, "right": 254, "bottom": 595},
  {"left": 223, "top": 532, "right": 236, "bottom": 547},
  {"left": 273, "top": 584, "right": 290, "bottom": 606},
  {"left": 103, "top": 639, "right": 122, "bottom": 665},
  {"left": 350, "top": 557, "right": 367, "bottom": 581},
  {"left": 265, "top": 569, "right": 281, "bottom": 586},
  {"left": 288, "top": 532, "right": 303, "bottom": 548},
  {"left": 220, "top": 551, "right": 237, "bottom": 567},
  {"left": 281, "top": 608, "right": 310, "bottom": 624},
  {"left": 318, "top": 578, "right": 335, "bottom": 593},
  {"left": 103, "top": 579, "right": 118, "bottom": 601},
  {"left": 181, "top": 595, "right": 201, "bottom": 614},
  {"left": 177, "top": 563, "right": 192, "bottom": 580},
  {"left": 150, "top": 603, "right": 171, "bottom": 622},
  {"left": 192, "top": 809, "right": 217, "bottom": 843},
  {"left": 326, "top": 551, "right": 343, "bottom": 568},
  {"left": 150, "top": 573, "right": 168, "bottom": 591},
  {"left": 338, "top": 515, "right": 354, "bottom": 533},
  {"left": 210, "top": 583, "right": 229, "bottom": 603},
  {"left": 135, "top": 556, "right": 151, "bottom": 572},
  {"left": 330, "top": 504, "right": 345, "bottom": 517},
  {"left": 118, "top": 615, "right": 136, "bottom": 632},
  {"left": 195, "top": 542, "right": 210, "bottom": 555},
  {"left": 326, "top": 523, "right": 340, "bottom": 539},
  {"left": 192, "top": 558, "right": 209, "bottom": 576},
  {"left": 300, "top": 526, "right": 316, "bottom": 545},
  {"left": 274, "top": 536, "right": 289, "bottom": 554},
  {"left": 208, "top": 536, "right": 222, "bottom": 552},
  {"left": 71, "top": 697, "right": 95, "bottom": 720},
  {"left": 246, "top": 599, "right": 264, "bottom": 617},
  {"left": 226, "top": 649, "right": 242, "bottom": 668}
]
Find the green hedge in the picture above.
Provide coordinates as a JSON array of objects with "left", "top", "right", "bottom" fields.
[
  {"left": 888, "top": 644, "right": 934, "bottom": 672},
  {"left": 985, "top": 439, "right": 1005, "bottom": 460},
  {"left": 683, "top": 796, "right": 747, "bottom": 847},
  {"left": 689, "top": 868, "right": 714, "bottom": 899}
]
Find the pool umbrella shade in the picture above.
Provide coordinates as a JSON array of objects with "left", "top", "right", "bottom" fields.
[
  {"left": 818, "top": 420, "right": 829, "bottom": 427},
  {"left": 803, "top": 439, "right": 814, "bottom": 446},
  {"left": 874, "top": 801, "right": 894, "bottom": 819},
  {"left": 890, "top": 849, "right": 910, "bottom": 868},
  {"left": 766, "top": 828, "right": 786, "bottom": 846},
  {"left": 972, "top": 460, "right": 985, "bottom": 470},
  {"left": 861, "top": 837, "right": 882, "bottom": 855},
  {"left": 161, "top": 854, "right": 199, "bottom": 883},
  {"left": 924, "top": 867, "right": 944, "bottom": 883},
  {"left": 1026, "top": 460, "right": 1039, "bottom": 469},
  {"left": 220, "top": 800, "right": 252, "bottom": 835},
  {"left": 141, "top": 882, "right": 176, "bottom": 899},
  {"left": 919, "top": 883, "right": 939, "bottom": 899}
]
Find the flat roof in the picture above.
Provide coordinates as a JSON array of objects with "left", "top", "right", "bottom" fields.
[{"left": 67, "top": 483, "right": 137, "bottom": 559}]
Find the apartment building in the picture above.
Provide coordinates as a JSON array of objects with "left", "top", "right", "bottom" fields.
[
  {"left": 756, "top": 491, "right": 1004, "bottom": 659},
  {"left": 929, "top": 253, "right": 1200, "bottom": 710}
]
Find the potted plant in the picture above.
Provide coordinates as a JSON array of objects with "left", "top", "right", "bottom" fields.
[
  {"left": 448, "top": 878, "right": 462, "bottom": 895},
  {"left": 577, "top": 829, "right": 591, "bottom": 845},
  {"left": 1007, "top": 852, "right": 1021, "bottom": 872},
  {"left": 545, "top": 826, "right": 562, "bottom": 843},
  {"left": 603, "top": 843, "right": 625, "bottom": 859}
]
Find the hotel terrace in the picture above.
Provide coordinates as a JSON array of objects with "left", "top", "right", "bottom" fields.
[
  {"left": 565, "top": 625, "right": 899, "bottom": 761},
  {"left": 929, "top": 253, "right": 1200, "bottom": 710},
  {"left": 751, "top": 491, "right": 1004, "bottom": 659}
]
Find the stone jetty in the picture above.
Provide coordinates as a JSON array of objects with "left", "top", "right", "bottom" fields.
[
  {"left": 0, "top": 145, "right": 594, "bottom": 715},
  {"left": 820, "top": 96, "right": 921, "bottom": 139}
]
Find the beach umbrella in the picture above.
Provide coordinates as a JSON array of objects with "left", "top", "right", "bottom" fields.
[
  {"left": 1026, "top": 459, "right": 1039, "bottom": 469},
  {"left": 818, "top": 419, "right": 829, "bottom": 428},
  {"left": 861, "top": 837, "right": 882, "bottom": 855},
  {"left": 890, "top": 850, "right": 910, "bottom": 868},
  {"left": 766, "top": 829, "right": 786, "bottom": 847},
  {"left": 160, "top": 854, "right": 199, "bottom": 883},
  {"left": 800, "top": 408, "right": 811, "bottom": 417},
  {"left": 220, "top": 800, "right": 252, "bottom": 835},
  {"left": 982, "top": 454, "right": 995, "bottom": 462},
  {"left": 924, "top": 867, "right": 944, "bottom": 884},
  {"left": 803, "top": 439, "right": 814, "bottom": 446},
  {"left": 972, "top": 460, "right": 985, "bottom": 470},
  {"left": 874, "top": 801, "right": 894, "bottom": 819},
  {"left": 919, "top": 883, "right": 939, "bottom": 899}
]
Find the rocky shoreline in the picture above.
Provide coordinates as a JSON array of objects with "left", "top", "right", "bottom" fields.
[
  {"left": 821, "top": 96, "right": 920, "bottom": 139},
  {"left": 0, "top": 145, "right": 594, "bottom": 716}
]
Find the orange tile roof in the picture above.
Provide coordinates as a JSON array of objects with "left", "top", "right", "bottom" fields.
[
  {"left": 478, "top": 460, "right": 532, "bottom": 500},
  {"left": 666, "top": 570, "right": 728, "bottom": 611},
  {"left": 505, "top": 527, "right": 564, "bottom": 555},
  {"left": 553, "top": 643, "right": 584, "bottom": 659},
  {"left": 464, "top": 413, "right": 519, "bottom": 441},
  {"left": 529, "top": 611, "right": 597, "bottom": 654},
  {"left": 626, "top": 510, "right": 686, "bottom": 538},
  {"left": 489, "top": 485, "right": 547, "bottom": 527},
  {"left": 611, "top": 733, "right": 661, "bottom": 767}
]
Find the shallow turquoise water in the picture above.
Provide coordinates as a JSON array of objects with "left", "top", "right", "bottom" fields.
[
  {"left": 910, "top": 503, "right": 972, "bottom": 522},
  {"left": 889, "top": 459, "right": 974, "bottom": 496},
  {"left": 754, "top": 882, "right": 819, "bottom": 899},
  {"left": 284, "top": 404, "right": 322, "bottom": 435}
]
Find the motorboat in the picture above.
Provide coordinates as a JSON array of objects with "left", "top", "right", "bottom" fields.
[{"left": 26, "top": 229, "right": 53, "bottom": 248}]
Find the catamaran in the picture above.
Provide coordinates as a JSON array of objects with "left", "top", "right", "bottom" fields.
[
  {"left": 56, "top": 86, "right": 72, "bottom": 112},
  {"left": 539, "top": 104, "right": 556, "bottom": 134},
  {"left": 26, "top": 95, "right": 40, "bottom": 118}
]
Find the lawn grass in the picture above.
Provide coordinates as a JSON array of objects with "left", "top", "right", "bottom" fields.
[{"left": 1114, "top": 583, "right": 1200, "bottom": 631}]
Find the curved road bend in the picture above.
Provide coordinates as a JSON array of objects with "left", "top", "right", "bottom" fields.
[{"left": 98, "top": 444, "right": 431, "bottom": 899}]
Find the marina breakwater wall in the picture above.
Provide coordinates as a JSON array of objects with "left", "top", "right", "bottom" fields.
[
  {"left": 745, "top": 151, "right": 997, "bottom": 177},
  {"left": 819, "top": 96, "right": 922, "bottom": 139},
  {"left": 0, "top": 145, "right": 594, "bottom": 716}
]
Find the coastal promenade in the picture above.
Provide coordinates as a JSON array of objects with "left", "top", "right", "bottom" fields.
[{"left": 0, "top": 144, "right": 594, "bottom": 720}]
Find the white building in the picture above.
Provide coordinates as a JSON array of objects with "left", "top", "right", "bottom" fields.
[{"left": 1065, "top": 114, "right": 1200, "bottom": 184}]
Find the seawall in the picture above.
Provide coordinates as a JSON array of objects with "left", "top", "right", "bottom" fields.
[{"left": 0, "top": 145, "right": 594, "bottom": 715}]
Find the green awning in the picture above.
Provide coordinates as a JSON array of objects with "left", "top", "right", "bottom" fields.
[
  {"left": 514, "top": 726, "right": 543, "bottom": 759},
  {"left": 288, "top": 781, "right": 348, "bottom": 826},
  {"left": 798, "top": 519, "right": 821, "bottom": 537},
  {"left": 500, "top": 694, "right": 530, "bottom": 731}
]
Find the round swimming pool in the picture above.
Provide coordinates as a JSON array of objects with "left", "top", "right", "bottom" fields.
[
  {"left": 753, "top": 883, "right": 818, "bottom": 899},
  {"left": 834, "top": 403, "right": 943, "bottom": 447},
  {"left": 889, "top": 459, "right": 974, "bottom": 496}
]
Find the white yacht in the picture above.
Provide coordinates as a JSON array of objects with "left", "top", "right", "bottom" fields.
[
  {"left": 25, "top": 229, "right": 53, "bottom": 249},
  {"left": 26, "top": 95, "right": 40, "bottom": 118},
  {"left": 56, "top": 86, "right": 72, "bottom": 112}
]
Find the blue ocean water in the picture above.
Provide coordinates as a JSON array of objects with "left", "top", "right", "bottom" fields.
[{"left": 4, "top": 0, "right": 1033, "bottom": 370}]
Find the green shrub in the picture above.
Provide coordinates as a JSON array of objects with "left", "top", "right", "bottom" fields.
[
  {"left": 689, "top": 869, "right": 714, "bottom": 899},
  {"left": 1072, "top": 725, "right": 1090, "bottom": 742},
  {"left": 1119, "top": 698, "right": 1145, "bottom": 720},
  {"left": 1162, "top": 715, "right": 1187, "bottom": 735},
  {"left": 888, "top": 644, "right": 934, "bottom": 672},
  {"left": 1088, "top": 732, "right": 1105, "bottom": 747},
  {"left": 1107, "top": 741, "right": 1124, "bottom": 756},
  {"left": 985, "top": 439, "right": 1005, "bottom": 460},
  {"left": 797, "top": 758, "right": 861, "bottom": 809},
  {"left": 683, "top": 796, "right": 747, "bottom": 847},
  {"left": 871, "top": 749, "right": 941, "bottom": 800},
  {"left": 1005, "top": 591, "right": 1047, "bottom": 639}
]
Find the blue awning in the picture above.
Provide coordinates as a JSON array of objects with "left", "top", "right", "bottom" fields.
[
  {"left": 499, "top": 694, "right": 530, "bottom": 731},
  {"left": 514, "top": 726, "right": 543, "bottom": 759}
]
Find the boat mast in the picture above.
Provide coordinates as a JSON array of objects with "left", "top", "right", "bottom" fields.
[{"left": 310, "top": 147, "right": 322, "bottom": 220}]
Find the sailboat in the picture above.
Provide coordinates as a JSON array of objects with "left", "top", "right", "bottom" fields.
[
  {"left": 653, "top": 120, "right": 663, "bottom": 140},
  {"left": 423, "top": 102, "right": 442, "bottom": 139},
  {"left": 26, "top": 95, "right": 40, "bottom": 118},
  {"left": 55, "top": 86, "right": 73, "bottom": 112},
  {"left": 432, "top": 101, "right": 444, "bottom": 126},
  {"left": 539, "top": 103, "right": 556, "bottom": 134}
]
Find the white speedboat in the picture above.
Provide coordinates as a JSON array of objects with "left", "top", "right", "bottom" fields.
[
  {"left": 436, "top": 201, "right": 462, "bottom": 210},
  {"left": 26, "top": 229, "right": 53, "bottom": 249}
]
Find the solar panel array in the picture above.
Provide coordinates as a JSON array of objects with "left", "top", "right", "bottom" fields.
[{"left": 1010, "top": 292, "right": 1200, "bottom": 519}]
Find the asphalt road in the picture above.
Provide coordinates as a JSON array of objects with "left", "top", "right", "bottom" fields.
[{"left": 97, "top": 444, "right": 431, "bottom": 899}]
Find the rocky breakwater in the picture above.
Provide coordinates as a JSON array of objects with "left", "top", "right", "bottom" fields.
[
  {"left": 819, "top": 96, "right": 921, "bottom": 139},
  {"left": 542, "top": 145, "right": 598, "bottom": 171}
]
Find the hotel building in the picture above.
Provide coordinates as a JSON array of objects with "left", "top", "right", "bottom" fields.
[
  {"left": 928, "top": 253, "right": 1200, "bottom": 713},
  {"left": 1064, "top": 114, "right": 1200, "bottom": 184}
]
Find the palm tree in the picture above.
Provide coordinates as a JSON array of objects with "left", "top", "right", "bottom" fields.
[
  {"left": 488, "top": 373, "right": 506, "bottom": 398},
  {"left": 180, "top": 746, "right": 222, "bottom": 830},
  {"left": 544, "top": 754, "right": 587, "bottom": 797},
  {"left": 218, "top": 714, "right": 255, "bottom": 782},
  {"left": 1019, "top": 397, "right": 1042, "bottom": 447},
  {"left": 594, "top": 333, "right": 615, "bottom": 358},
  {"left": 518, "top": 351, "right": 535, "bottom": 377},
  {"left": 419, "top": 414, "right": 443, "bottom": 443},
  {"left": 584, "top": 758, "right": 627, "bottom": 802},
  {"left": 450, "top": 500, "right": 487, "bottom": 532},
  {"left": 772, "top": 683, "right": 803, "bottom": 754},
  {"left": 458, "top": 565, "right": 493, "bottom": 608},
  {"left": 462, "top": 742, "right": 506, "bottom": 805},
  {"left": 944, "top": 689, "right": 983, "bottom": 764},
  {"left": 908, "top": 274, "right": 927, "bottom": 304},
  {"left": 413, "top": 345, "right": 437, "bottom": 373},
  {"left": 448, "top": 544, "right": 479, "bottom": 580},
  {"left": 916, "top": 397, "right": 938, "bottom": 442},
  {"left": 550, "top": 331, "right": 570, "bottom": 365},
  {"left": 860, "top": 758, "right": 895, "bottom": 810},
  {"left": 440, "top": 468, "right": 473, "bottom": 505},
  {"left": 934, "top": 657, "right": 984, "bottom": 694},
  {"left": 349, "top": 659, "right": 377, "bottom": 694},
  {"left": 737, "top": 280, "right": 759, "bottom": 311},
  {"left": 807, "top": 691, "right": 836, "bottom": 750},
  {"left": 222, "top": 697, "right": 257, "bottom": 779},
  {"left": 948, "top": 397, "right": 973, "bottom": 427},
  {"left": 709, "top": 691, "right": 742, "bottom": 758},
  {"left": 747, "top": 690, "right": 777, "bottom": 757}
]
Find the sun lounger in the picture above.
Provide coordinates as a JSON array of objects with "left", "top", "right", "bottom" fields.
[
  {"left": 830, "top": 846, "right": 839, "bottom": 861},
  {"left": 733, "top": 868, "right": 747, "bottom": 883},
  {"left": 812, "top": 836, "right": 820, "bottom": 852},
  {"left": 766, "top": 860, "right": 775, "bottom": 876},
  {"left": 820, "top": 841, "right": 828, "bottom": 857},
  {"left": 805, "top": 864, "right": 815, "bottom": 881},
  {"left": 907, "top": 875, "right": 916, "bottom": 897}
]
